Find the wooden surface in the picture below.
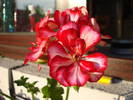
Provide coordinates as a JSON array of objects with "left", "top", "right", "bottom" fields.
[
  {"left": 0, "top": 33, "right": 133, "bottom": 81},
  {"left": 0, "top": 33, "right": 35, "bottom": 59},
  {"left": 105, "top": 57, "right": 133, "bottom": 81}
]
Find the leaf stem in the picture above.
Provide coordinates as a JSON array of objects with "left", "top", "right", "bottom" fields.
[{"left": 65, "top": 87, "right": 70, "bottom": 100}]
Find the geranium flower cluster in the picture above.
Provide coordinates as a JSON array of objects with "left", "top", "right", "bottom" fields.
[{"left": 24, "top": 7, "right": 108, "bottom": 87}]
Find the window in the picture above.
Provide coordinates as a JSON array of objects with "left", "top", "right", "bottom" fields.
[{"left": 0, "top": 0, "right": 56, "bottom": 32}]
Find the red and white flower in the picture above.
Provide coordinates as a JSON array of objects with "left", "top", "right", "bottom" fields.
[
  {"left": 25, "top": 6, "right": 108, "bottom": 87},
  {"left": 47, "top": 22, "right": 107, "bottom": 86}
]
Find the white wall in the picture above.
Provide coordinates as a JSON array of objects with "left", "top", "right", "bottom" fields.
[
  {"left": 0, "top": 67, "right": 125, "bottom": 100},
  {"left": 56, "top": 0, "right": 68, "bottom": 11},
  {"left": 0, "top": 67, "right": 10, "bottom": 95},
  {"left": 56, "top": 0, "right": 87, "bottom": 11},
  {"left": 68, "top": 0, "right": 87, "bottom": 8}
]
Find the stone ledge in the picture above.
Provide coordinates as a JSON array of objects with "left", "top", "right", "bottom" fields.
[{"left": 0, "top": 57, "right": 133, "bottom": 100}]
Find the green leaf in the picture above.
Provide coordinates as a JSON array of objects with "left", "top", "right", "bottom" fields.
[
  {"left": 51, "top": 95, "right": 63, "bottom": 100},
  {"left": 55, "top": 87, "right": 64, "bottom": 95},
  {"left": 24, "top": 82, "right": 39, "bottom": 94},
  {"left": 41, "top": 78, "right": 64, "bottom": 100},
  {"left": 73, "top": 86, "right": 80, "bottom": 92},
  {"left": 14, "top": 76, "right": 39, "bottom": 95},
  {"left": 30, "top": 87, "right": 40, "bottom": 94},
  {"left": 32, "top": 81, "right": 38, "bottom": 85},
  {"left": 14, "top": 76, "right": 28, "bottom": 86},
  {"left": 47, "top": 78, "right": 57, "bottom": 88},
  {"left": 51, "top": 87, "right": 64, "bottom": 100},
  {"left": 41, "top": 86, "right": 51, "bottom": 98}
]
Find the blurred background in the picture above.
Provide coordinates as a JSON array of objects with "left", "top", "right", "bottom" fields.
[
  {"left": 0, "top": 0, "right": 133, "bottom": 81},
  {"left": 0, "top": 0, "right": 133, "bottom": 39}
]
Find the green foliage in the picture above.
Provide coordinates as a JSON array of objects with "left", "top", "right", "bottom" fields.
[
  {"left": 35, "top": 6, "right": 44, "bottom": 18},
  {"left": 73, "top": 86, "right": 80, "bottom": 92},
  {"left": 42, "top": 78, "right": 64, "bottom": 100},
  {"left": 14, "top": 76, "right": 28, "bottom": 86},
  {"left": 14, "top": 77, "right": 65, "bottom": 100},
  {"left": 14, "top": 76, "right": 40, "bottom": 95}
]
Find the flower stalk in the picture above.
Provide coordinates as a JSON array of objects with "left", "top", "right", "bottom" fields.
[
  {"left": 31, "top": 93, "right": 35, "bottom": 100},
  {"left": 45, "top": 98, "right": 49, "bottom": 100},
  {"left": 65, "top": 87, "right": 70, "bottom": 100}
]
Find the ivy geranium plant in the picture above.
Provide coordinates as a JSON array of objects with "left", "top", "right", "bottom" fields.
[{"left": 22, "top": 6, "right": 108, "bottom": 100}]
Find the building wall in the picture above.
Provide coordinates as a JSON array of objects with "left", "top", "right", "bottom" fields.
[
  {"left": 68, "top": 0, "right": 86, "bottom": 8},
  {"left": 56, "top": 0, "right": 68, "bottom": 11}
]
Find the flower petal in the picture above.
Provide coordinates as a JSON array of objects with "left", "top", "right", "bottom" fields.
[
  {"left": 57, "top": 22, "right": 79, "bottom": 50},
  {"left": 47, "top": 41, "right": 70, "bottom": 63},
  {"left": 79, "top": 60, "right": 103, "bottom": 82},
  {"left": 79, "top": 6, "right": 88, "bottom": 16},
  {"left": 58, "top": 22, "right": 78, "bottom": 34},
  {"left": 54, "top": 10, "right": 69, "bottom": 26},
  {"left": 101, "top": 35, "right": 112, "bottom": 39},
  {"left": 68, "top": 9, "right": 81, "bottom": 22},
  {"left": 49, "top": 55, "right": 73, "bottom": 78},
  {"left": 58, "top": 29, "right": 78, "bottom": 50},
  {"left": 89, "top": 72, "right": 103, "bottom": 82},
  {"left": 84, "top": 52, "right": 107, "bottom": 71},
  {"left": 66, "top": 62, "right": 89, "bottom": 86},
  {"left": 38, "top": 64, "right": 42, "bottom": 72},
  {"left": 79, "top": 60, "right": 95, "bottom": 72},
  {"left": 49, "top": 56, "right": 72, "bottom": 86},
  {"left": 99, "top": 35, "right": 112, "bottom": 47},
  {"left": 38, "top": 15, "right": 49, "bottom": 28},
  {"left": 80, "top": 25, "right": 101, "bottom": 51},
  {"left": 39, "top": 27, "right": 57, "bottom": 38},
  {"left": 47, "top": 20, "right": 59, "bottom": 30},
  {"left": 90, "top": 18, "right": 100, "bottom": 32},
  {"left": 24, "top": 40, "right": 47, "bottom": 64},
  {"left": 56, "top": 68, "right": 70, "bottom": 86},
  {"left": 70, "top": 38, "right": 86, "bottom": 56},
  {"left": 66, "top": 6, "right": 88, "bottom": 23},
  {"left": 78, "top": 16, "right": 90, "bottom": 26},
  {"left": 36, "top": 16, "right": 58, "bottom": 42}
]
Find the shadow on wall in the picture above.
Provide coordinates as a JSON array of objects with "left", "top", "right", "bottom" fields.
[
  {"left": 126, "top": 96, "right": 133, "bottom": 100},
  {"left": 0, "top": 89, "right": 5, "bottom": 100},
  {"left": 16, "top": 89, "right": 40, "bottom": 100}
]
